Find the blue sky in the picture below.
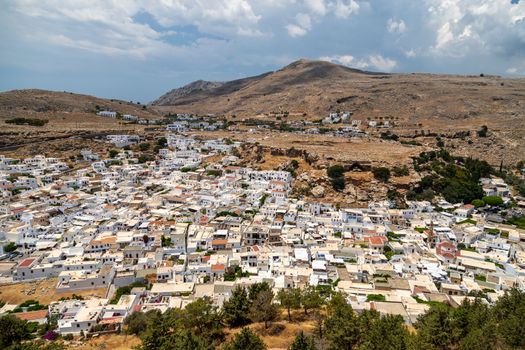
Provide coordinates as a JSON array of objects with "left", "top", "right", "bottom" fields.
[{"left": 1, "top": 0, "right": 524, "bottom": 102}]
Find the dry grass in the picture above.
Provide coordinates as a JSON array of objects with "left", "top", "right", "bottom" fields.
[
  {"left": 0, "top": 278, "right": 107, "bottom": 305},
  {"left": 68, "top": 334, "right": 141, "bottom": 350}
]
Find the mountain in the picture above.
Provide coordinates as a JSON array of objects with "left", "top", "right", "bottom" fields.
[
  {"left": 151, "top": 59, "right": 387, "bottom": 115},
  {"left": 151, "top": 59, "right": 525, "bottom": 124}
]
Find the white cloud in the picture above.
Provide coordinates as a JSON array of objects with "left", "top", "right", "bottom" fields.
[
  {"left": 286, "top": 24, "right": 309, "bottom": 37},
  {"left": 333, "top": 0, "right": 359, "bottom": 19},
  {"left": 304, "top": 0, "right": 327, "bottom": 16},
  {"left": 404, "top": 49, "right": 417, "bottom": 58},
  {"left": 286, "top": 12, "right": 312, "bottom": 37},
  {"left": 9, "top": 0, "right": 268, "bottom": 58},
  {"left": 367, "top": 55, "right": 397, "bottom": 71},
  {"left": 425, "top": 0, "right": 525, "bottom": 57},
  {"left": 387, "top": 18, "right": 406, "bottom": 33},
  {"left": 506, "top": 67, "right": 518, "bottom": 74},
  {"left": 320, "top": 54, "right": 397, "bottom": 72}
]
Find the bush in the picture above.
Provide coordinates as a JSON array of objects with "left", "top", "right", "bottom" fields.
[
  {"left": 139, "top": 143, "right": 150, "bottom": 151},
  {"left": 327, "top": 165, "right": 345, "bottom": 178},
  {"left": 472, "top": 199, "right": 485, "bottom": 207},
  {"left": 108, "top": 149, "right": 118, "bottom": 158},
  {"left": 3, "top": 242, "right": 17, "bottom": 253},
  {"left": 392, "top": 165, "right": 409, "bottom": 177},
  {"left": 331, "top": 176, "right": 345, "bottom": 191},
  {"left": 372, "top": 167, "right": 390, "bottom": 182},
  {"left": 5, "top": 118, "right": 48, "bottom": 127},
  {"left": 477, "top": 125, "right": 488, "bottom": 137},
  {"left": 482, "top": 196, "right": 503, "bottom": 206}
]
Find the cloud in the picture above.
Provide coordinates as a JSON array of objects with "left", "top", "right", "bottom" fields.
[
  {"left": 304, "top": 0, "right": 327, "bottom": 16},
  {"left": 425, "top": 0, "right": 525, "bottom": 57},
  {"left": 320, "top": 54, "right": 397, "bottom": 72},
  {"left": 404, "top": 49, "right": 417, "bottom": 58},
  {"left": 333, "top": 0, "right": 360, "bottom": 19},
  {"left": 286, "top": 13, "right": 312, "bottom": 37},
  {"left": 387, "top": 18, "right": 406, "bottom": 33}
]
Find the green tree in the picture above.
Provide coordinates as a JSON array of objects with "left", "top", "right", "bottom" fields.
[
  {"left": 184, "top": 297, "right": 224, "bottom": 340},
  {"left": 249, "top": 290, "right": 279, "bottom": 329},
  {"left": 471, "top": 199, "right": 485, "bottom": 208},
  {"left": 222, "top": 286, "right": 251, "bottom": 327},
  {"left": 139, "top": 143, "right": 150, "bottom": 151},
  {"left": 481, "top": 196, "right": 504, "bottom": 206},
  {"left": 157, "top": 137, "right": 168, "bottom": 147},
  {"left": 492, "top": 289, "right": 525, "bottom": 349},
  {"left": 327, "top": 165, "right": 345, "bottom": 178},
  {"left": 358, "top": 313, "right": 409, "bottom": 350},
  {"left": 277, "top": 288, "right": 302, "bottom": 321},
  {"left": 248, "top": 282, "right": 271, "bottom": 304},
  {"left": 108, "top": 149, "right": 118, "bottom": 158},
  {"left": 289, "top": 331, "right": 316, "bottom": 350},
  {"left": 3, "top": 242, "right": 17, "bottom": 253},
  {"left": 372, "top": 167, "right": 390, "bottom": 182},
  {"left": 224, "top": 327, "right": 267, "bottom": 350},
  {"left": 0, "top": 314, "right": 29, "bottom": 348},
  {"left": 124, "top": 311, "right": 148, "bottom": 335},
  {"left": 330, "top": 176, "right": 346, "bottom": 191},
  {"left": 301, "top": 286, "right": 324, "bottom": 315},
  {"left": 412, "top": 304, "right": 453, "bottom": 350},
  {"left": 325, "top": 293, "right": 359, "bottom": 350}
]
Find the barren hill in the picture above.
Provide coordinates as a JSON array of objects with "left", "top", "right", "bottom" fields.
[
  {"left": 151, "top": 59, "right": 525, "bottom": 122},
  {"left": 0, "top": 89, "right": 162, "bottom": 151}
]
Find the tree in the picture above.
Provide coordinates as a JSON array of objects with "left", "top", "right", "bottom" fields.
[
  {"left": 472, "top": 199, "right": 485, "bottom": 208},
  {"left": 301, "top": 286, "right": 324, "bottom": 315},
  {"left": 157, "top": 137, "right": 167, "bottom": 147},
  {"left": 0, "top": 314, "right": 29, "bottom": 348},
  {"left": 330, "top": 176, "right": 346, "bottom": 191},
  {"left": 184, "top": 297, "right": 223, "bottom": 340},
  {"left": 325, "top": 292, "right": 359, "bottom": 350},
  {"left": 477, "top": 125, "right": 488, "bottom": 137},
  {"left": 108, "top": 149, "right": 118, "bottom": 158},
  {"left": 3, "top": 242, "right": 17, "bottom": 253},
  {"left": 412, "top": 304, "right": 454, "bottom": 350},
  {"left": 139, "top": 143, "right": 150, "bottom": 151},
  {"left": 142, "top": 235, "right": 149, "bottom": 245},
  {"left": 289, "top": 331, "right": 316, "bottom": 350},
  {"left": 124, "top": 311, "right": 148, "bottom": 335},
  {"left": 327, "top": 165, "right": 345, "bottom": 179},
  {"left": 358, "top": 313, "right": 409, "bottom": 350},
  {"left": 161, "top": 235, "right": 172, "bottom": 247},
  {"left": 277, "top": 288, "right": 301, "bottom": 321},
  {"left": 249, "top": 290, "right": 279, "bottom": 329},
  {"left": 372, "top": 167, "right": 390, "bottom": 182},
  {"left": 224, "top": 327, "right": 267, "bottom": 350},
  {"left": 223, "top": 286, "right": 251, "bottom": 327},
  {"left": 482, "top": 196, "right": 503, "bottom": 207},
  {"left": 248, "top": 282, "right": 271, "bottom": 304}
]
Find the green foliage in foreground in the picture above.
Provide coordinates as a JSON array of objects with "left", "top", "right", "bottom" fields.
[
  {"left": 6, "top": 118, "right": 49, "bottom": 127},
  {"left": 4, "top": 286, "right": 525, "bottom": 350}
]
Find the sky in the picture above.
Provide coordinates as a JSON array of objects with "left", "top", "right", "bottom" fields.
[{"left": 1, "top": 0, "right": 524, "bottom": 102}]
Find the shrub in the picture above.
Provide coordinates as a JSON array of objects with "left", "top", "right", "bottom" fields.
[
  {"left": 327, "top": 165, "right": 345, "bottom": 178},
  {"left": 331, "top": 176, "right": 345, "bottom": 191},
  {"left": 472, "top": 199, "right": 485, "bottom": 207},
  {"left": 372, "top": 167, "right": 390, "bottom": 182},
  {"left": 482, "top": 196, "right": 503, "bottom": 206},
  {"left": 5, "top": 118, "right": 48, "bottom": 127}
]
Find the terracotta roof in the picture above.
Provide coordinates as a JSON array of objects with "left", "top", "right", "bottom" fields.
[
  {"left": 366, "top": 236, "right": 388, "bottom": 246},
  {"left": 19, "top": 258, "right": 35, "bottom": 268},
  {"left": 14, "top": 309, "right": 48, "bottom": 321},
  {"left": 211, "top": 239, "right": 228, "bottom": 246},
  {"left": 211, "top": 264, "right": 225, "bottom": 272}
]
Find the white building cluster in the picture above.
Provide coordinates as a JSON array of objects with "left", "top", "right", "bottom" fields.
[{"left": 1, "top": 135, "right": 525, "bottom": 334}]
